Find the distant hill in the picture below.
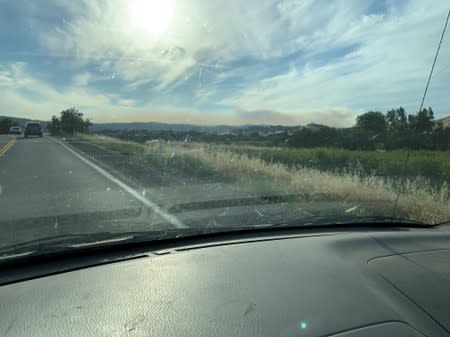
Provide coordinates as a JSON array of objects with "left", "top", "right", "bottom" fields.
[
  {"left": 304, "top": 123, "right": 329, "bottom": 131},
  {"left": 90, "top": 122, "right": 244, "bottom": 133},
  {"left": 0, "top": 116, "right": 47, "bottom": 126},
  {"left": 90, "top": 122, "right": 302, "bottom": 133},
  {"left": 0, "top": 116, "right": 302, "bottom": 132},
  {"left": 438, "top": 116, "right": 450, "bottom": 128}
]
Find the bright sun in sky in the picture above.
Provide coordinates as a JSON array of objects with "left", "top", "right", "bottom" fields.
[{"left": 130, "top": 0, "right": 173, "bottom": 36}]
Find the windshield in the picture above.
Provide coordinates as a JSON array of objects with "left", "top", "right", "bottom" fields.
[{"left": 0, "top": 1, "right": 449, "bottom": 256}]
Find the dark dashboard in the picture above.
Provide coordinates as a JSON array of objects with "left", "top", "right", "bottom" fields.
[{"left": 1, "top": 227, "right": 449, "bottom": 337}]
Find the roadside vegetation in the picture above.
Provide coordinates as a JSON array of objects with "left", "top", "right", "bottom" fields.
[
  {"left": 77, "top": 134, "right": 450, "bottom": 223},
  {"left": 219, "top": 145, "right": 450, "bottom": 182},
  {"left": 49, "top": 105, "right": 449, "bottom": 222}
]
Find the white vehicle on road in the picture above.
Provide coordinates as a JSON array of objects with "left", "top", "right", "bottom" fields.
[{"left": 9, "top": 126, "right": 21, "bottom": 135}]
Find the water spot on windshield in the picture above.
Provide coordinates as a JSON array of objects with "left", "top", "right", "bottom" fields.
[
  {"left": 124, "top": 315, "right": 145, "bottom": 332},
  {"left": 243, "top": 303, "right": 256, "bottom": 317},
  {"left": 345, "top": 205, "right": 360, "bottom": 213},
  {"left": 255, "top": 209, "right": 264, "bottom": 217}
]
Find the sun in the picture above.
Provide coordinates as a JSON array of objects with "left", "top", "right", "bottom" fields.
[{"left": 130, "top": 0, "right": 173, "bottom": 36}]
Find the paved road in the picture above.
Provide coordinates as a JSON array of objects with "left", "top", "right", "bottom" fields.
[
  {"left": 0, "top": 134, "right": 160, "bottom": 246},
  {"left": 0, "top": 135, "right": 11, "bottom": 152}
]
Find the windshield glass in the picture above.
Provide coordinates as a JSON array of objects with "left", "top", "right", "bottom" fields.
[{"left": 0, "top": 1, "right": 449, "bottom": 255}]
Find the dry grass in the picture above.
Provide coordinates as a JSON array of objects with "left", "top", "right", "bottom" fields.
[{"left": 79, "top": 134, "right": 450, "bottom": 223}]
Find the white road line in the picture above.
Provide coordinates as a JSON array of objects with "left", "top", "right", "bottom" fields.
[{"left": 53, "top": 138, "right": 187, "bottom": 229}]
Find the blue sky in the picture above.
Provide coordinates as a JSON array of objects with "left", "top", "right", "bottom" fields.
[{"left": 0, "top": 0, "right": 449, "bottom": 126}]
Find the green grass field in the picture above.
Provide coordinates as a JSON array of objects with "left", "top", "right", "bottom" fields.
[
  {"left": 77, "top": 134, "right": 450, "bottom": 223},
  {"left": 219, "top": 145, "right": 450, "bottom": 182}
]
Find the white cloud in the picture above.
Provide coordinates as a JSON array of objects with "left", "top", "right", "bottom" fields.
[
  {"left": 72, "top": 72, "right": 92, "bottom": 86},
  {"left": 0, "top": 74, "right": 14, "bottom": 88},
  {"left": 0, "top": 62, "right": 242, "bottom": 125},
  {"left": 154, "top": 56, "right": 196, "bottom": 91},
  {"left": 0, "top": 63, "right": 32, "bottom": 89},
  {"left": 0, "top": 62, "right": 135, "bottom": 121}
]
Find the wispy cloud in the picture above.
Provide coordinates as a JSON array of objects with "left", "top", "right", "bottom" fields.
[
  {"left": 220, "top": 1, "right": 450, "bottom": 119},
  {"left": 72, "top": 72, "right": 92, "bottom": 86}
]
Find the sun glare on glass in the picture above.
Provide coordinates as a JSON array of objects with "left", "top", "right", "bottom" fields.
[{"left": 130, "top": 0, "right": 173, "bottom": 36}]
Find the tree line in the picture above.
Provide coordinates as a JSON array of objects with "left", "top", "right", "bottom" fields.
[
  {"left": 99, "top": 107, "right": 449, "bottom": 150},
  {"left": 288, "top": 107, "right": 449, "bottom": 150}
]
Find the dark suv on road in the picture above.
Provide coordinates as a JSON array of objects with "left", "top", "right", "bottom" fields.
[{"left": 24, "top": 122, "right": 43, "bottom": 138}]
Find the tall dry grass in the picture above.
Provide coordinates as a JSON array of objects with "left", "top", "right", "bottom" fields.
[
  {"left": 80, "top": 135, "right": 450, "bottom": 223},
  {"left": 146, "top": 141, "right": 449, "bottom": 222}
]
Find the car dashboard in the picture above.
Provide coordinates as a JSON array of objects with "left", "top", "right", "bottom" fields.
[{"left": 0, "top": 226, "right": 449, "bottom": 337}]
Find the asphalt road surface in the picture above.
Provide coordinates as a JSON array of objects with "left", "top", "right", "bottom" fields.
[
  {"left": 0, "top": 134, "right": 11, "bottom": 151},
  {"left": 0, "top": 134, "right": 171, "bottom": 247}
]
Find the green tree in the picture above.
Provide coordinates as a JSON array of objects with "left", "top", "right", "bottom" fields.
[
  {"left": 386, "top": 107, "right": 407, "bottom": 131},
  {"left": 406, "top": 107, "right": 436, "bottom": 149},
  {"left": 355, "top": 111, "right": 387, "bottom": 132},
  {"left": 288, "top": 127, "right": 341, "bottom": 148},
  {"left": 289, "top": 128, "right": 318, "bottom": 148},
  {"left": 48, "top": 115, "right": 61, "bottom": 135},
  {"left": 432, "top": 121, "right": 450, "bottom": 151},
  {"left": 384, "top": 107, "right": 409, "bottom": 149},
  {"left": 353, "top": 111, "right": 387, "bottom": 150},
  {"left": 414, "top": 107, "right": 435, "bottom": 133},
  {"left": 59, "top": 108, "right": 91, "bottom": 134},
  {"left": 0, "top": 118, "right": 18, "bottom": 134}
]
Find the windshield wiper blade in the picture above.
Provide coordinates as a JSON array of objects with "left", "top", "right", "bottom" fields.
[
  {"left": 0, "top": 232, "right": 125, "bottom": 254},
  {"left": 0, "top": 227, "right": 214, "bottom": 259},
  {"left": 269, "top": 215, "right": 431, "bottom": 228}
]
